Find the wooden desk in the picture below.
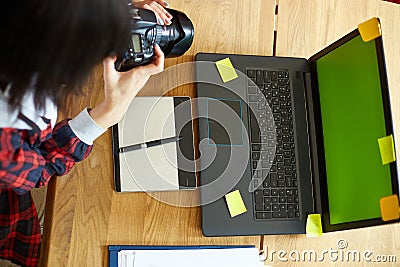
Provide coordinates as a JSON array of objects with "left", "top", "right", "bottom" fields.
[
  {"left": 40, "top": 1, "right": 275, "bottom": 266},
  {"left": 262, "top": 0, "right": 400, "bottom": 266}
]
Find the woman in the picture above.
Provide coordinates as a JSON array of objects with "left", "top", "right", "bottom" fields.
[{"left": 0, "top": 0, "right": 171, "bottom": 266}]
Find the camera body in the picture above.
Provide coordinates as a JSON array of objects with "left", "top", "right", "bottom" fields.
[{"left": 115, "top": 7, "right": 194, "bottom": 71}]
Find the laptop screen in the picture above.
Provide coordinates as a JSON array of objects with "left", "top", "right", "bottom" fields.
[{"left": 312, "top": 33, "right": 395, "bottom": 226}]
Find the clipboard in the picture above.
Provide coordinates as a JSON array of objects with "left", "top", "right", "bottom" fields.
[{"left": 112, "top": 96, "right": 196, "bottom": 192}]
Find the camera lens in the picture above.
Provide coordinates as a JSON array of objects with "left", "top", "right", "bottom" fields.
[
  {"left": 153, "top": 25, "right": 176, "bottom": 48},
  {"left": 152, "top": 9, "right": 194, "bottom": 57}
]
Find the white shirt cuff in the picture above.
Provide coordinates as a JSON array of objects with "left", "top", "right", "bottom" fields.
[{"left": 68, "top": 108, "right": 106, "bottom": 145}]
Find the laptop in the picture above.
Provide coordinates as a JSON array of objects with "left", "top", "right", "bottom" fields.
[{"left": 195, "top": 18, "right": 399, "bottom": 236}]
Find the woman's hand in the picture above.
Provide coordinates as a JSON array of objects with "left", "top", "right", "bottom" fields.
[
  {"left": 133, "top": 0, "right": 172, "bottom": 25},
  {"left": 89, "top": 45, "right": 164, "bottom": 129}
]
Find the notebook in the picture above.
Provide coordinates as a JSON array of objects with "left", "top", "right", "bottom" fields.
[
  {"left": 195, "top": 18, "right": 399, "bottom": 235},
  {"left": 112, "top": 96, "right": 196, "bottom": 192}
]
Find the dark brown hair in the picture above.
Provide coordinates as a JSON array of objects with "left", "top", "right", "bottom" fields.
[{"left": 0, "top": 0, "right": 130, "bottom": 111}]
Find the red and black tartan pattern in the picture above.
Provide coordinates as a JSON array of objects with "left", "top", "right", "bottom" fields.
[
  {"left": 0, "top": 190, "right": 41, "bottom": 267},
  {"left": 0, "top": 119, "right": 92, "bottom": 266}
]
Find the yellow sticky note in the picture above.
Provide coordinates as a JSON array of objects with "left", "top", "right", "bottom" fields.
[
  {"left": 215, "top": 58, "right": 238, "bottom": 83},
  {"left": 306, "top": 214, "right": 323, "bottom": 237},
  {"left": 358, "top": 17, "right": 381, "bottom": 42},
  {"left": 378, "top": 135, "right": 396, "bottom": 165},
  {"left": 380, "top": 194, "right": 400, "bottom": 221},
  {"left": 225, "top": 190, "right": 247, "bottom": 217}
]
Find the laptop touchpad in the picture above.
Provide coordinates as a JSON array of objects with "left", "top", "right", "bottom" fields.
[{"left": 206, "top": 98, "right": 244, "bottom": 146}]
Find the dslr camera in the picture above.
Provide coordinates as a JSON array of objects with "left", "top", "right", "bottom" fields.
[{"left": 115, "top": 5, "right": 194, "bottom": 71}]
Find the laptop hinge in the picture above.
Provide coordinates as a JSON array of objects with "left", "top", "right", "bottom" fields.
[{"left": 303, "top": 71, "right": 323, "bottom": 215}]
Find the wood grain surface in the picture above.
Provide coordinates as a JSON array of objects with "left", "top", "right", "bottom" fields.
[{"left": 40, "top": 1, "right": 276, "bottom": 266}]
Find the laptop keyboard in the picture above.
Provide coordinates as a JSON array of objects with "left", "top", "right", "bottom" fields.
[{"left": 246, "top": 68, "right": 301, "bottom": 220}]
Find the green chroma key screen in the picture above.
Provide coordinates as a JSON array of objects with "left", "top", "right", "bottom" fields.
[{"left": 315, "top": 35, "right": 393, "bottom": 225}]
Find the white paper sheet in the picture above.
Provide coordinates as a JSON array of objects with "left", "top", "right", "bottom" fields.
[
  {"left": 119, "top": 97, "right": 176, "bottom": 145},
  {"left": 120, "top": 142, "right": 179, "bottom": 192},
  {"left": 117, "top": 247, "right": 266, "bottom": 267}
]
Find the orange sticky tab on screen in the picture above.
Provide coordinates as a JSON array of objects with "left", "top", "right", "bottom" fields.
[
  {"left": 380, "top": 194, "right": 400, "bottom": 221},
  {"left": 215, "top": 58, "right": 239, "bottom": 83},
  {"left": 225, "top": 190, "right": 247, "bottom": 217},
  {"left": 358, "top": 17, "right": 381, "bottom": 42},
  {"left": 378, "top": 135, "right": 396, "bottom": 165},
  {"left": 306, "top": 214, "right": 323, "bottom": 237}
]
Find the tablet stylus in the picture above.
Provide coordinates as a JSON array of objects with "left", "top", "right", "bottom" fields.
[{"left": 119, "top": 136, "right": 182, "bottom": 153}]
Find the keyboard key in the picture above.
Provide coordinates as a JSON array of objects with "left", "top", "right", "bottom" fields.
[
  {"left": 247, "top": 69, "right": 256, "bottom": 78},
  {"left": 256, "top": 70, "right": 263, "bottom": 86},
  {"left": 277, "top": 163, "right": 283, "bottom": 171},
  {"left": 263, "top": 189, "right": 271, "bottom": 196},
  {"left": 273, "top": 211, "right": 288, "bottom": 218},
  {"left": 256, "top": 212, "right": 272, "bottom": 219},
  {"left": 284, "top": 71, "right": 289, "bottom": 78},
  {"left": 263, "top": 178, "right": 270, "bottom": 188},
  {"left": 271, "top": 71, "right": 278, "bottom": 81},
  {"left": 252, "top": 161, "right": 257, "bottom": 169},
  {"left": 270, "top": 164, "right": 277, "bottom": 172},
  {"left": 283, "top": 143, "right": 290, "bottom": 150},
  {"left": 255, "top": 204, "right": 263, "bottom": 211},
  {"left": 248, "top": 86, "right": 257, "bottom": 94},
  {"left": 264, "top": 70, "right": 270, "bottom": 82},
  {"left": 264, "top": 197, "right": 272, "bottom": 205},
  {"left": 278, "top": 79, "right": 286, "bottom": 86},
  {"left": 252, "top": 152, "right": 260, "bottom": 160},
  {"left": 249, "top": 95, "right": 258, "bottom": 102},
  {"left": 258, "top": 103, "right": 266, "bottom": 110},
  {"left": 248, "top": 78, "right": 257, "bottom": 86},
  {"left": 286, "top": 178, "right": 293, "bottom": 187},
  {"left": 272, "top": 204, "right": 279, "bottom": 211},
  {"left": 254, "top": 190, "right": 263, "bottom": 204},
  {"left": 253, "top": 178, "right": 259, "bottom": 188}
]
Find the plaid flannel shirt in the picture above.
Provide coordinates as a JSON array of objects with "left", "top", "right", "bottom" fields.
[{"left": 0, "top": 118, "right": 93, "bottom": 267}]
